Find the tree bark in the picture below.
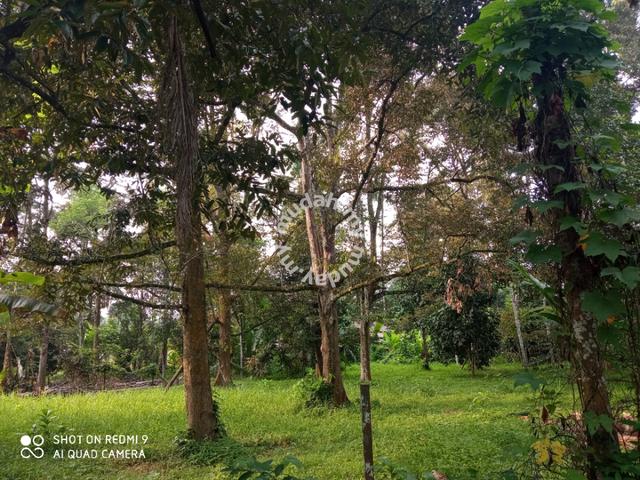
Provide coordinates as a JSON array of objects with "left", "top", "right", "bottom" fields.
[
  {"left": 318, "top": 288, "right": 349, "bottom": 405},
  {"left": 1, "top": 328, "right": 12, "bottom": 392},
  {"left": 92, "top": 293, "right": 101, "bottom": 361},
  {"left": 160, "top": 338, "right": 168, "bottom": 378},
  {"left": 360, "top": 382, "right": 374, "bottom": 480},
  {"left": 163, "top": 13, "right": 218, "bottom": 440},
  {"left": 511, "top": 287, "right": 528, "bottom": 367},
  {"left": 214, "top": 201, "right": 233, "bottom": 387},
  {"left": 299, "top": 139, "right": 349, "bottom": 405},
  {"left": 35, "top": 324, "right": 49, "bottom": 395},
  {"left": 214, "top": 286, "right": 233, "bottom": 386},
  {"left": 533, "top": 83, "right": 618, "bottom": 474}
]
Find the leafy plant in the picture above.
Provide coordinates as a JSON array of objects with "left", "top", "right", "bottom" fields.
[
  {"left": 224, "top": 455, "right": 313, "bottom": 480},
  {"left": 30, "top": 409, "right": 70, "bottom": 450},
  {"left": 292, "top": 369, "right": 334, "bottom": 408}
]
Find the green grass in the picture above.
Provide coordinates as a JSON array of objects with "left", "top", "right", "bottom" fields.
[{"left": 0, "top": 362, "right": 563, "bottom": 480}]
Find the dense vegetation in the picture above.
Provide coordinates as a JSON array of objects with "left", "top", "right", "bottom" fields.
[{"left": 1, "top": 0, "right": 639, "bottom": 479}]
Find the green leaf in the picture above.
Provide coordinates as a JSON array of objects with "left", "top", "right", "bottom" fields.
[
  {"left": 559, "top": 216, "right": 586, "bottom": 234},
  {"left": 0, "top": 295, "right": 58, "bottom": 316},
  {"left": 597, "top": 207, "right": 640, "bottom": 227},
  {"left": 583, "top": 232, "right": 626, "bottom": 262},
  {"left": 526, "top": 244, "right": 562, "bottom": 264},
  {"left": 603, "top": 266, "right": 640, "bottom": 290},
  {"left": 584, "top": 411, "right": 614, "bottom": 435},
  {"left": 581, "top": 290, "right": 625, "bottom": 322},
  {"left": 553, "top": 182, "right": 585, "bottom": 194},
  {"left": 510, "top": 230, "right": 538, "bottom": 245}
]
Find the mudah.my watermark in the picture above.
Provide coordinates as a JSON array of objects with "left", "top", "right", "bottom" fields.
[{"left": 275, "top": 193, "right": 366, "bottom": 287}]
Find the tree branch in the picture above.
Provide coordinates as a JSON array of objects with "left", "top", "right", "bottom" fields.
[
  {"left": 95, "top": 287, "right": 181, "bottom": 310},
  {"left": 17, "top": 240, "right": 176, "bottom": 267}
]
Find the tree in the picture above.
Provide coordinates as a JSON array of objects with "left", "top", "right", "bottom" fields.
[{"left": 462, "top": 0, "right": 637, "bottom": 474}]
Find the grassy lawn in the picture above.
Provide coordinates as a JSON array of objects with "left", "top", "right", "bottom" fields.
[{"left": 0, "top": 362, "right": 561, "bottom": 480}]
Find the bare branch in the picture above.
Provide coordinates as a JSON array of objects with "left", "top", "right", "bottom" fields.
[
  {"left": 17, "top": 240, "right": 176, "bottom": 267},
  {"left": 95, "top": 287, "right": 181, "bottom": 310}
]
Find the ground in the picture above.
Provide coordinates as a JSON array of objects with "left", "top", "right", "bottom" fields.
[{"left": 0, "top": 362, "right": 562, "bottom": 480}]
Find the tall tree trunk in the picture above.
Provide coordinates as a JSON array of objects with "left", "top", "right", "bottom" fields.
[
  {"left": 238, "top": 316, "right": 244, "bottom": 378},
  {"left": 511, "top": 287, "right": 528, "bottom": 367},
  {"left": 318, "top": 288, "right": 349, "bottom": 405},
  {"left": 163, "top": 13, "right": 218, "bottom": 440},
  {"left": 534, "top": 84, "right": 618, "bottom": 474},
  {"left": 299, "top": 140, "right": 348, "bottom": 406},
  {"left": 35, "top": 324, "right": 49, "bottom": 395},
  {"left": 1, "top": 328, "right": 12, "bottom": 392},
  {"left": 160, "top": 338, "right": 168, "bottom": 378},
  {"left": 214, "top": 286, "right": 233, "bottom": 386},
  {"left": 92, "top": 293, "right": 101, "bottom": 361},
  {"left": 214, "top": 199, "right": 233, "bottom": 387}
]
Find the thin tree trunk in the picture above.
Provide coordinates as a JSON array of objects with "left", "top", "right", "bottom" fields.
[
  {"left": 214, "top": 286, "right": 233, "bottom": 386},
  {"left": 214, "top": 218, "right": 233, "bottom": 387},
  {"left": 238, "top": 316, "right": 244, "bottom": 378},
  {"left": 162, "top": 13, "right": 218, "bottom": 440},
  {"left": 93, "top": 293, "right": 101, "bottom": 361},
  {"left": 35, "top": 324, "right": 49, "bottom": 395},
  {"left": 1, "top": 328, "right": 12, "bottom": 392},
  {"left": 511, "top": 287, "right": 528, "bottom": 367},
  {"left": 160, "top": 338, "right": 168, "bottom": 378},
  {"left": 360, "top": 381, "right": 374, "bottom": 480},
  {"left": 360, "top": 278, "right": 375, "bottom": 480}
]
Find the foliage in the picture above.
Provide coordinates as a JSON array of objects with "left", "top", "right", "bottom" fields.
[
  {"left": 428, "top": 302, "right": 501, "bottom": 373},
  {"left": 372, "top": 331, "right": 422, "bottom": 364},
  {"left": 30, "top": 409, "right": 70, "bottom": 451},
  {"left": 224, "top": 455, "right": 312, "bottom": 480},
  {"left": 461, "top": 0, "right": 617, "bottom": 109},
  {"left": 292, "top": 369, "right": 334, "bottom": 409}
]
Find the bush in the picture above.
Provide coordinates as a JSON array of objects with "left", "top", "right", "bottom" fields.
[
  {"left": 372, "top": 331, "right": 422, "bottom": 364},
  {"left": 427, "top": 297, "right": 500, "bottom": 373},
  {"left": 292, "top": 369, "right": 334, "bottom": 408}
]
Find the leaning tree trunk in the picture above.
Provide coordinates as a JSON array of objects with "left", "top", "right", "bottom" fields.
[
  {"left": 533, "top": 83, "right": 618, "bottom": 474},
  {"left": 162, "top": 13, "right": 218, "bottom": 440},
  {"left": 511, "top": 287, "right": 528, "bottom": 367},
  {"left": 35, "top": 324, "right": 49, "bottom": 395}
]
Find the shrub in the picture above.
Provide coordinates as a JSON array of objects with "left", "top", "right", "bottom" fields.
[{"left": 292, "top": 369, "right": 334, "bottom": 408}]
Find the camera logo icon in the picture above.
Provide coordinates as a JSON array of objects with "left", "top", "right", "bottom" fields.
[{"left": 20, "top": 435, "right": 45, "bottom": 459}]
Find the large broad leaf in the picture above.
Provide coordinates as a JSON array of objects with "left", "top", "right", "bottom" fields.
[
  {"left": 0, "top": 294, "right": 59, "bottom": 316},
  {"left": 601, "top": 266, "right": 640, "bottom": 290},
  {"left": 0, "top": 271, "right": 45, "bottom": 286},
  {"left": 583, "top": 232, "right": 626, "bottom": 262},
  {"left": 581, "top": 290, "right": 625, "bottom": 322}
]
